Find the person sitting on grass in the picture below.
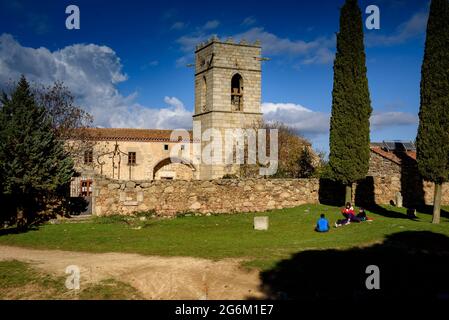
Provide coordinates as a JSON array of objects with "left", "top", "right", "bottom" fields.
[
  {"left": 342, "top": 202, "right": 354, "bottom": 218},
  {"left": 342, "top": 202, "right": 361, "bottom": 222},
  {"left": 335, "top": 202, "right": 361, "bottom": 227},
  {"left": 357, "top": 207, "right": 373, "bottom": 222},
  {"left": 315, "top": 214, "right": 330, "bottom": 232}
]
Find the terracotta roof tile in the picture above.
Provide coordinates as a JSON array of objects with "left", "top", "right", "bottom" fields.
[{"left": 72, "top": 128, "right": 194, "bottom": 142}]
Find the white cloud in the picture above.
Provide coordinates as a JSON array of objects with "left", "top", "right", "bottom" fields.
[
  {"left": 0, "top": 33, "right": 419, "bottom": 142},
  {"left": 366, "top": 11, "right": 428, "bottom": 47},
  {"left": 234, "top": 27, "right": 334, "bottom": 58},
  {"left": 170, "top": 21, "right": 186, "bottom": 30},
  {"left": 262, "top": 102, "right": 418, "bottom": 138},
  {"left": 262, "top": 102, "right": 330, "bottom": 136},
  {"left": 202, "top": 20, "right": 220, "bottom": 30},
  {"left": 175, "top": 20, "right": 221, "bottom": 53},
  {"left": 141, "top": 60, "right": 159, "bottom": 70},
  {"left": 232, "top": 28, "right": 335, "bottom": 65},
  {"left": 370, "top": 111, "right": 418, "bottom": 128},
  {"left": 107, "top": 96, "right": 192, "bottom": 129},
  {"left": 301, "top": 47, "right": 335, "bottom": 65},
  {"left": 0, "top": 33, "right": 192, "bottom": 130},
  {"left": 241, "top": 16, "right": 257, "bottom": 26},
  {"left": 177, "top": 34, "right": 209, "bottom": 53},
  {"left": 175, "top": 56, "right": 189, "bottom": 68},
  {"left": 176, "top": 26, "right": 336, "bottom": 67}
]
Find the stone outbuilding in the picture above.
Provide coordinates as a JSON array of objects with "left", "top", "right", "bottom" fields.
[{"left": 362, "top": 141, "right": 448, "bottom": 207}]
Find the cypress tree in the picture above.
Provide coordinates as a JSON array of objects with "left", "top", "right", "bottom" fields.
[
  {"left": 0, "top": 76, "right": 74, "bottom": 227},
  {"left": 328, "top": 0, "right": 372, "bottom": 204},
  {"left": 416, "top": 0, "right": 449, "bottom": 224}
]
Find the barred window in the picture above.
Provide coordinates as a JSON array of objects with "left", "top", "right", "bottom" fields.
[
  {"left": 84, "top": 150, "right": 93, "bottom": 164},
  {"left": 128, "top": 152, "right": 136, "bottom": 165}
]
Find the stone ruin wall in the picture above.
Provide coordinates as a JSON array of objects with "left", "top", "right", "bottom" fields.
[
  {"left": 91, "top": 152, "right": 449, "bottom": 216},
  {"left": 92, "top": 178, "right": 319, "bottom": 216}
]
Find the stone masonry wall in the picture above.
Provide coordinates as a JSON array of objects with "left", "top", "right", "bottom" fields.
[
  {"left": 321, "top": 175, "right": 449, "bottom": 207},
  {"left": 92, "top": 178, "right": 319, "bottom": 216},
  {"left": 357, "top": 176, "right": 449, "bottom": 206},
  {"left": 92, "top": 175, "right": 449, "bottom": 217},
  {"left": 364, "top": 151, "right": 449, "bottom": 206},
  {"left": 367, "top": 152, "right": 401, "bottom": 177}
]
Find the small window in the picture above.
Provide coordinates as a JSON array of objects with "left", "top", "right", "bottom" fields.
[
  {"left": 231, "top": 73, "right": 243, "bottom": 111},
  {"left": 84, "top": 150, "right": 93, "bottom": 164},
  {"left": 128, "top": 152, "right": 136, "bottom": 165},
  {"left": 181, "top": 144, "right": 185, "bottom": 151},
  {"left": 164, "top": 144, "right": 169, "bottom": 151},
  {"left": 201, "top": 76, "right": 207, "bottom": 112},
  {"left": 80, "top": 180, "right": 93, "bottom": 196}
]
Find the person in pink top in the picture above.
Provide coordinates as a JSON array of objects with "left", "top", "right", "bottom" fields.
[
  {"left": 335, "top": 202, "right": 360, "bottom": 227},
  {"left": 342, "top": 202, "right": 356, "bottom": 219}
]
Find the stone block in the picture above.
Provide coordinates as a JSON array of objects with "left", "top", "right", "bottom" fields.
[
  {"left": 137, "top": 191, "right": 144, "bottom": 202},
  {"left": 279, "top": 192, "right": 290, "bottom": 199},
  {"left": 254, "top": 216, "right": 269, "bottom": 231},
  {"left": 124, "top": 201, "right": 139, "bottom": 206},
  {"left": 395, "top": 192, "right": 403, "bottom": 208},
  {"left": 190, "top": 202, "right": 201, "bottom": 210},
  {"left": 126, "top": 181, "right": 136, "bottom": 189}
]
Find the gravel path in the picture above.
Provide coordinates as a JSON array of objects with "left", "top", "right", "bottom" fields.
[{"left": 0, "top": 245, "right": 264, "bottom": 300}]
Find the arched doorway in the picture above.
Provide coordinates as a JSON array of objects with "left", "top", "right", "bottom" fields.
[{"left": 153, "top": 157, "right": 196, "bottom": 180}]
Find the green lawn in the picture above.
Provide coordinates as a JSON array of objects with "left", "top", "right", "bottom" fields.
[{"left": 1, "top": 204, "right": 448, "bottom": 270}]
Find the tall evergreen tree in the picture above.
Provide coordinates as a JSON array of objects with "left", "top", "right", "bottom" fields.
[
  {"left": 298, "top": 147, "right": 315, "bottom": 178},
  {"left": 328, "top": 0, "right": 372, "bottom": 204},
  {"left": 416, "top": 0, "right": 449, "bottom": 224},
  {"left": 0, "top": 76, "right": 74, "bottom": 227}
]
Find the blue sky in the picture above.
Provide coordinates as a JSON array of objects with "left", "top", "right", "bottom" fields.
[{"left": 0, "top": 0, "right": 430, "bottom": 153}]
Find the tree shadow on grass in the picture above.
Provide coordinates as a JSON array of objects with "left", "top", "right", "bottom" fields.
[
  {"left": 355, "top": 176, "right": 420, "bottom": 220},
  {"left": 319, "top": 177, "right": 417, "bottom": 219},
  {"left": 414, "top": 204, "right": 449, "bottom": 219},
  {"left": 0, "top": 225, "right": 40, "bottom": 236},
  {"left": 258, "top": 231, "right": 449, "bottom": 301}
]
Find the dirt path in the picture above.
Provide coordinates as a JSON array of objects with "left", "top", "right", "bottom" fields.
[{"left": 0, "top": 245, "right": 264, "bottom": 300}]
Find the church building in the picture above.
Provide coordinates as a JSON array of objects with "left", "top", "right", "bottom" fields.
[{"left": 69, "top": 37, "right": 264, "bottom": 197}]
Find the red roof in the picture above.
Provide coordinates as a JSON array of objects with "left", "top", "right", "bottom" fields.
[
  {"left": 370, "top": 146, "right": 416, "bottom": 165},
  {"left": 70, "top": 128, "right": 194, "bottom": 142}
]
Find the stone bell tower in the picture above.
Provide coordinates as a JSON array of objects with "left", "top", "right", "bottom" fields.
[{"left": 193, "top": 36, "right": 263, "bottom": 179}]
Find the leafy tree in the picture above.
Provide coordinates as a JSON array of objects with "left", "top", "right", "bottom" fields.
[
  {"left": 298, "top": 147, "right": 315, "bottom": 178},
  {"left": 238, "top": 121, "right": 317, "bottom": 178},
  {"left": 34, "top": 81, "right": 94, "bottom": 159},
  {"left": 0, "top": 76, "right": 74, "bottom": 228},
  {"left": 328, "top": 0, "right": 372, "bottom": 204},
  {"left": 416, "top": 0, "right": 449, "bottom": 224}
]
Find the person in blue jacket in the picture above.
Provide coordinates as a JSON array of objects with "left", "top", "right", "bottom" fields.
[{"left": 315, "top": 214, "right": 330, "bottom": 232}]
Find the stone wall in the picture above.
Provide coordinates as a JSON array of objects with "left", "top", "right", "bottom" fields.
[
  {"left": 321, "top": 176, "right": 449, "bottom": 207},
  {"left": 92, "top": 178, "right": 319, "bottom": 216},
  {"left": 92, "top": 174, "right": 449, "bottom": 217},
  {"left": 363, "top": 151, "right": 449, "bottom": 206},
  {"left": 367, "top": 152, "right": 401, "bottom": 177}
]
